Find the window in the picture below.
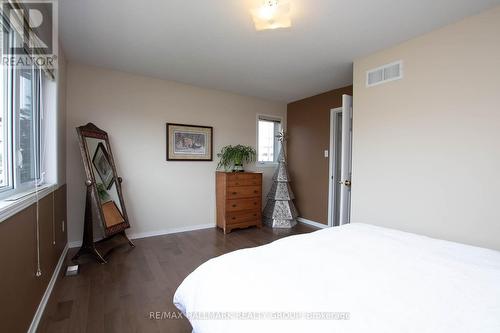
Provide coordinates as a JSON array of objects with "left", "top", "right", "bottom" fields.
[
  {"left": 0, "top": 50, "right": 6, "bottom": 188},
  {"left": 0, "top": 26, "right": 42, "bottom": 199},
  {"left": 257, "top": 115, "right": 282, "bottom": 164}
]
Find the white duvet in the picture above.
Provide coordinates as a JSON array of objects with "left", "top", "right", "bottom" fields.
[{"left": 173, "top": 223, "right": 500, "bottom": 333}]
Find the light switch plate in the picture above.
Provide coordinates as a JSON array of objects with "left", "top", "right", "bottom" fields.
[{"left": 324, "top": 150, "right": 329, "bottom": 158}]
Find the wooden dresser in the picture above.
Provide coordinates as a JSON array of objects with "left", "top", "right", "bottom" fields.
[{"left": 216, "top": 172, "right": 262, "bottom": 234}]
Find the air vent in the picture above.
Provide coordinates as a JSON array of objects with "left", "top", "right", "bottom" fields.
[{"left": 366, "top": 61, "right": 403, "bottom": 87}]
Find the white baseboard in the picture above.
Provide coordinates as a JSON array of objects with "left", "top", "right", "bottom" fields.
[
  {"left": 297, "top": 217, "right": 329, "bottom": 229},
  {"left": 28, "top": 243, "right": 69, "bottom": 333},
  {"left": 68, "top": 223, "right": 216, "bottom": 248},
  {"left": 130, "top": 223, "right": 215, "bottom": 240}
]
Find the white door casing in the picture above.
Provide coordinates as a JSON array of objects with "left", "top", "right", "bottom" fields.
[
  {"left": 328, "top": 107, "right": 342, "bottom": 227},
  {"left": 339, "top": 95, "right": 353, "bottom": 225}
]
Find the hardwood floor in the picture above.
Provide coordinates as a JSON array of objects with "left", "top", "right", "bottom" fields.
[{"left": 38, "top": 224, "right": 317, "bottom": 333}]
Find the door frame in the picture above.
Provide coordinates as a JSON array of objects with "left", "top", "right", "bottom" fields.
[{"left": 327, "top": 107, "right": 343, "bottom": 227}]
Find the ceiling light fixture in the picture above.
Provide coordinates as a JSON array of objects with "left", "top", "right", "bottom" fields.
[{"left": 251, "top": 0, "right": 292, "bottom": 31}]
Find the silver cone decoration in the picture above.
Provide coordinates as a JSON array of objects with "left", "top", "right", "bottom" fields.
[
  {"left": 267, "top": 182, "right": 295, "bottom": 200},
  {"left": 272, "top": 161, "right": 290, "bottom": 182},
  {"left": 263, "top": 131, "right": 298, "bottom": 228}
]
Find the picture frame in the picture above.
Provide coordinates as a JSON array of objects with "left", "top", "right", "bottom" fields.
[
  {"left": 92, "top": 142, "right": 115, "bottom": 189},
  {"left": 166, "top": 123, "right": 213, "bottom": 161}
]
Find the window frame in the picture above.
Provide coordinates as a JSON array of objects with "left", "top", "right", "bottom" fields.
[
  {"left": 0, "top": 28, "right": 14, "bottom": 195},
  {"left": 256, "top": 114, "right": 282, "bottom": 166},
  {"left": 14, "top": 64, "right": 42, "bottom": 193},
  {"left": 0, "top": 26, "right": 43, "bottom": 200}
]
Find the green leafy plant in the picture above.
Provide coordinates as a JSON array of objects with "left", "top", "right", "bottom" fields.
[
  {"left": 96, "top": 183, "right": 111, "bottom": 202},
  {"left": 217, "top": 145, "right": 257, "bottom": 172}
]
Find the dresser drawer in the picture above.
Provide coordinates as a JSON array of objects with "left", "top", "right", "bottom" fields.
[
  {"left": 226, "top": 186, "right": 261, "bottom": 199},
  {"left": 226, "top": 173, "right": 261, "bottom": 181},
  {"left": 226, "top": 198, "right": 261, "bottom": 212},
  {"left": 226, "top": 210, "right": 261, "bottom": 225},
  {"left": 227, "top": 177, "right": 262, "bottom": 187}
]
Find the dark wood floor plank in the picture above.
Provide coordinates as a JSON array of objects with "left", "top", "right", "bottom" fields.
[{"left": 37, "top": 224, "right": 316, "bottom": 333}]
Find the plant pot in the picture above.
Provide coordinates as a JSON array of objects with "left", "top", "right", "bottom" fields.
[{"left": 232, "top": 164, "right": 244, "bottom": 172}]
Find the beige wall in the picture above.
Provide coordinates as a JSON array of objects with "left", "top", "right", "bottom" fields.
[
  {"left": 352, "top": 6, "right": 500, "bottom": 250},
  {"left": 66, "top": 64, "right": 286, "bottom": 244}
]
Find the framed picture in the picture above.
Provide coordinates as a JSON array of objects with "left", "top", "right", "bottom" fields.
[
  {"left": 166, "top": 123, "right": 213, "bottom": 161},
  {"left": 92, "top": 142, "right": 115, "bottom": 189}
]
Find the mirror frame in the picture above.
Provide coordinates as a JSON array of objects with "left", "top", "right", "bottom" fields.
[{"left": 76, "top": 123, "right": 130, "bottom": 236}]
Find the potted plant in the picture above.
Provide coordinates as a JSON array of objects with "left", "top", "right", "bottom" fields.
[{"left": 217, "top": 145, "right": 257, "bottom": 172}]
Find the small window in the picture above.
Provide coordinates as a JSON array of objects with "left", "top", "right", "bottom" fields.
[
  {"left": 16, "top": 67, "right": 41, "bottom": 187},
  {"left": 257, "top": 115, "right": 281, "bottom": 164},
  {"left": 0, "top": 56, "right": 7, "bottom": 189},
  {"left": 0, "top": 25, "right": 42, "bottom": 199}
]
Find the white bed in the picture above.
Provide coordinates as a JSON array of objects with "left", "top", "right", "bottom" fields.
[{"left": 173, "top": 223, "right": 500, "bottom": 333}]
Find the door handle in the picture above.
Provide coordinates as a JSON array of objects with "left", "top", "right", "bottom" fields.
[{"left": 338, "top": 180, "right": 352, "bottom": 187}]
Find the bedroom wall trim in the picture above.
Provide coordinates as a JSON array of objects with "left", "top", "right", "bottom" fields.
[
  {"left": 27, "top": 244, "right": 69, "bottom": 333},
  {"left": 297, "top": 217, "right": 328, "bottom": 229},
  {"left": 68, "top": 223, "right": 216, "bottom": 248}
]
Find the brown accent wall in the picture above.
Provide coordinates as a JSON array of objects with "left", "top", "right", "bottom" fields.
[
  {"left": 287, "top": 86, "right": 353, "bottom": 225},
  {"left": 0, "top": 185, "right": 67, "bottom": 333}
]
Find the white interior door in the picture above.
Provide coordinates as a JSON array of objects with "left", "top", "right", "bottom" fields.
[{"left": 338, "top": 94, "right": 353, "bottom": 225}]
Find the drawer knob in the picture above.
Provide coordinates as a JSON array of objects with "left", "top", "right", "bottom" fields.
[
  {"left": 254, "top": 190, "right": 258, "bottom": 194},
  {"left": 232, "top": 217, "right": 236, "bottom": 220},
  {"left": 232, "top": 204, "right": 237, "bottom": 207},
  {"left": 232, "top": 192, "right": 237, "bottom": 195},
  {"left": 253, "top": 214, "right": 257, "bottom": 217}
]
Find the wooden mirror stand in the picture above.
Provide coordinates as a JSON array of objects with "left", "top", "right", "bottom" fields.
[{"left": 72, "top": 123, "right": 134, "bottom": 264}]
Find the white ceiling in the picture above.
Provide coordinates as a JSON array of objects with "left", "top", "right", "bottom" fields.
[{"left": 59, "top": 0, "right": 500, "bottom": 102}]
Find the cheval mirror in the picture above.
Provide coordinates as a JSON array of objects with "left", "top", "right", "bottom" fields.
[{"left": 73, "top": 123, "right": 134, "bottom": 263}]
